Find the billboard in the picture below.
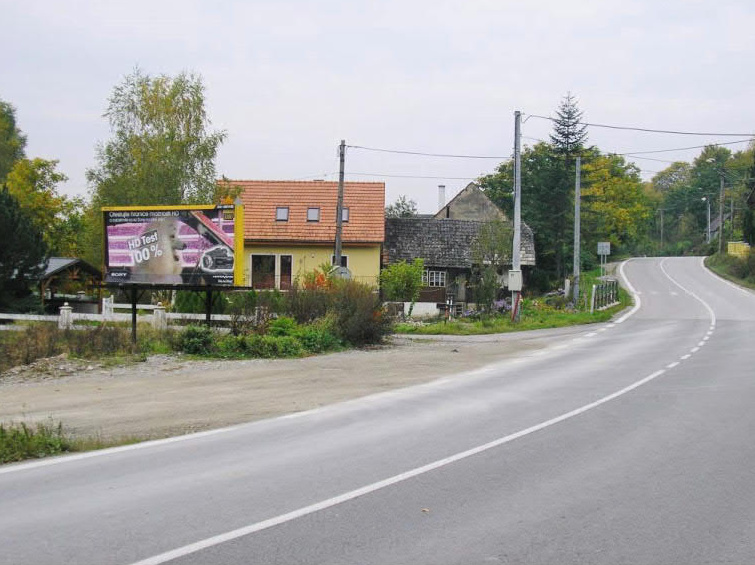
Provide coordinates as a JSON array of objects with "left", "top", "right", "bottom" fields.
[{"left": 102, "top": 204, "right": 244, "bottom": 286}]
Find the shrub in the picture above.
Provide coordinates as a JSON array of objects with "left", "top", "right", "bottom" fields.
[
  {"left": 287, "top": 284, "right": 330, "bottom": 324},
  {"left": 0, "top": 420, "right": 71, "bottom": 464},
  {"left": 227, "top": 290, "right": 257, "bottom": 335},
  {"left": 178, "top": 325, "right": 215, "bottom": 355},
  {"left": 292, "top": 323, "right": 341, "bottom": 353},
  {"left": 268, "top": 316, "right": 297, "bottom": 337},
  {"left": 329, "top": 280, "right": 392, "bottom": 346},
  {"left": 380, "top": 259, "right": 424, "bottom": 303},
  {"left": 245, "top": 334, "right": 303, "bottom": 358}
]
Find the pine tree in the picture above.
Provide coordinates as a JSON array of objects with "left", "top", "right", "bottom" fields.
[{"left": 550, "top": 92, "right": 588, "bottom": 162}]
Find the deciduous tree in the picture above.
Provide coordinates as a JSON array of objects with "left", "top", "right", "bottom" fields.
[{"left": 0, "top": 99, "right": 26, "bottom": 182}]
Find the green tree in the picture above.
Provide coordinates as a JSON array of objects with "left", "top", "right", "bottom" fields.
[
  {"left": 380, "top": 259, "right": 424, "bottom": 314},
  {"left": 5, "top": 158, "right": 73, "bottom": 254},
  {"left": 385, "top": 195, "right": 418, "bottom": 218},
  {"left": 84, "top": 68, "right": 227, "bottom": 264},
  {"left": 582, "top": 155, "right": 651, "bottom": 250},
  {"left": 0, "top": 186, "right": 48, "bottom": 311},
  {"left": 0, "top": 99, "right": 27, "bottom": 182},
  {"left": 87, "top": 68, "right": 226, "bottom": 207},
  {"left": 550, "top": 92, "right": 588, "bottom": 162},
  {"left": 470, "top": 220, "right": 514, "bottom": 313}
]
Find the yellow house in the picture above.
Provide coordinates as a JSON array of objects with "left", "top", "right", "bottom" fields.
[{"left": 233, "top": 180, "right": 385, "bottom": 289}]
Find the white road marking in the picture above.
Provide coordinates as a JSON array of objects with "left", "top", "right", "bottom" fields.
[
  {"left": 126, "top": 369, "right": 669, "bottom": 565},
  {"left": 681, "top": 354, "right": 691, "bottom": 360},
  {"left": 667, "top": 362, "right": 680, "bottom": 369},
  {"left": 691, "top": 347, "right": 700, "bottom": 353}
]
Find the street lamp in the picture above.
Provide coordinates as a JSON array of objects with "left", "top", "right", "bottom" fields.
[{"left": 702, "top": 197, "right": 711, "bottom": 243}]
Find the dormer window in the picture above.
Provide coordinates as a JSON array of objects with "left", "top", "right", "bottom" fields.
[
  {"left": 276, "top": 207, "right": 289, "bottom": 221},
  {"left": 307, "top": 207, "right": 320, "bottom": 222}
]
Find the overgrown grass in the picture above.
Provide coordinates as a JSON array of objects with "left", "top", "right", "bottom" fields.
[
  {"left": 395, "top": 287, "right": 631, "bottom": 336},
  {"left": 705, "top": 253, "right": 755, "bottom": 289},
  {"left": 0, "top": 419, "right": 147, "bottom": 465}
]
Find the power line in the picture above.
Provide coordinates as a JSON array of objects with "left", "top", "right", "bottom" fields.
[
  {"left": 618, "top": 139, "right": 752, "bottom": 155},
  {"left": 347, "top": 144, "right": 507, "bottom": 159},
  {"left": 348, "top": 172, "right": 478, "bottom": 180},
  {"left": 526, "top": 114, "right": 755, "bottom": 137}
]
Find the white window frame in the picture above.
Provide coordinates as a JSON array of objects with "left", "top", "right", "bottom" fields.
[
  {"left": 331, "top": 254, "right": 349, "bottom": 268},
  {"left": 250, "top": 253, "right": 294, "bottom": 290},
  {"left": 422, "top": 269, "right": 446, "bottom": 287}
]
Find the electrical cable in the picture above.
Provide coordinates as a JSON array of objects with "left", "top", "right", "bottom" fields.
[
  {"left": 526, "top": 114, "right": 755, "bottom": 137},
  {"left": 347, "top": 145, "right": 507, "bottom": 159}
]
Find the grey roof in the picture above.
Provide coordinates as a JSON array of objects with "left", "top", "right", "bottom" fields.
[
  {"left": 385, "top": 218, "right": 536, "bottom": 268},
  {"left": 41, "top": 257, "right": 102, "bottom": 280}
]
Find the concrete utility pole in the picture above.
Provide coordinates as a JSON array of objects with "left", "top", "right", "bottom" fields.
[
  {"left": 511, "top": 111, "right": 522, "bottom": 321},
  {"left": 334, "top": 139, "right": 346, "bottom": 270},
  {"left": 573, "top": 155, "right": 581, "bottom": 305},
  {"left": 718, "top": 169, "right": 725, "bottom": 254}
]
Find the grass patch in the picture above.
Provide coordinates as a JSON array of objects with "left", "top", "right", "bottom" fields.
[
  {"left": 704, "top": 253, "right": 755, "bottom": 290},
  {"left": 396, "top": 287, "right": 631, "bottom": 336},
  {"left": 0, "top": 419, "right": 148, "bottom": 465}
]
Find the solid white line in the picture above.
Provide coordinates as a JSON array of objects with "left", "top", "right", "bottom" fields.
[
  {"left": 701, "top": 256, "right": 755, "bottom": 297},
  {"left": 127, "top": 367, "right": 669, "bottom": 565},
  {"left": 616, "top": 259, "right": 641, "bottom": 324}
]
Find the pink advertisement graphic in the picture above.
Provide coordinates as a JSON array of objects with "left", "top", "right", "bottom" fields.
[{"left": 104, "top": 206, "right": 236, "bottom": 286}]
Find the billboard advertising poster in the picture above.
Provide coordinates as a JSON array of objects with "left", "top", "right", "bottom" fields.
[{"left": 102, "top": 205, "right": 243, "bottom": 286}]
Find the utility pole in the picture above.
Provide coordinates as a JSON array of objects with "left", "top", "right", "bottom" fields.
[
  {"left": 334, "top": 139, "right": 345, "bottom": 271},
  {"left": 660, "top": 208, "right": 664, "bottom": 250},
  {"left": 511, "top": 111, "right": 522, "bottom": 321},
  {"left": 573, "top": 155, "right": 581, "bottom": 305},
  {"left": 718, "top": 169, "right": 725, "bottom": 254}
]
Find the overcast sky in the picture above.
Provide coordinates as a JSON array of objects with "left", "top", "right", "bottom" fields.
[{"left": 3, "top": 0, "right": 754, "bottom": 212}]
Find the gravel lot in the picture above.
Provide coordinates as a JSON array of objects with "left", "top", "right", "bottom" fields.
[{"left": 0, "top": 328, "right": 585, "bottom": 440}]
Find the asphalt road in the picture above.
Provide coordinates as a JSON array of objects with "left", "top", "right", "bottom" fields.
[{"left": 2, "top": 257, "right": 755, "bottom": 565}]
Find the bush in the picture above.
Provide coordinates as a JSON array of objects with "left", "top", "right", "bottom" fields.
[
  {"left": 245, "top": 334, "right": 303, "bottom": 358},
  {"left": 0, "top": 420, "right": 71, "bottom": 464},
  {"left": 329, "top": 280, "right": 392, "bottom": 346},
  {"left": 178, "top": 325, "right": 215, "bottom": 355},
  {"left": 380, "top": 259, "right": 424, "bottom": 302},
  {"left": 268, "top": 316, "right": 297, "bottom": 337},
  {"left": 287, "top": 284, "right": 330, "bottom": 324},
  {"left": 293, "top": 323, "right": 341, "bottom": 353},
  {"left": 227, "top": 291, "right": 257, "bottom": 335}
]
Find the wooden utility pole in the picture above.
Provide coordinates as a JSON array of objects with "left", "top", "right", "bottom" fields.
[
  {"left": 334, "top": 140, "right": 346, "bottom": 270},
  {"left": 573, "top": 155, "right": 581, "bottom": 305}
]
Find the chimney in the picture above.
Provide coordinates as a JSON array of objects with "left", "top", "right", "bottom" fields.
[{"left": 438, "top": 184, "right": 446, "bottom": 212}]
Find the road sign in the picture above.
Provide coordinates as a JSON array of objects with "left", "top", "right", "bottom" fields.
[{"left": 597, "top": 242, "right": 611, "bottom": 256}]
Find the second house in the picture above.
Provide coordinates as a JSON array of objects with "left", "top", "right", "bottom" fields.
[{"left": 234, "top": 180, "right": 385, "bottom": 289}]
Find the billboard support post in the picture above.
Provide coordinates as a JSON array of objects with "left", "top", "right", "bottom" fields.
[
  {"left": 131, "top": 286, "right": 137, "bottom": 344},
  {"left": 205, "top": 288, "right": 213, "bottom": 326}
]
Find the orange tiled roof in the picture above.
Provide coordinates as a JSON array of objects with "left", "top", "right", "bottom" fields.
[{"left": 230, "top": 180, "right": 385, "bottom": 244}]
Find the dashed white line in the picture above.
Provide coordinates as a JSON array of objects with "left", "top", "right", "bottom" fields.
[{"left": 667, "top": 362, "right": 680, "bottom": 369}]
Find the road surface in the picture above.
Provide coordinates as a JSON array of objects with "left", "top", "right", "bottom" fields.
[{"left": 2, "top": 257, "right": 755, "bottom": 564}]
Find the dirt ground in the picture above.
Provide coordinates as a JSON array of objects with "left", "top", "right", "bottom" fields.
[{"left": 0, "top": 329, "right": 581, "bottom": 440}]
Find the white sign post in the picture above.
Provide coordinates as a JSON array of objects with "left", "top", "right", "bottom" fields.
[{"left": 597, "top": 242, "right": 611, "bottom": 278}]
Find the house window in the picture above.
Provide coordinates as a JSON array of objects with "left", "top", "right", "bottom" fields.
[
  {"left": 251, "top": 254, "right": 293, "bottom": 290},
  {"left": 276, "top": 207, "right": 289, "bottom": 221},
  {"left": 307, "top": 207, "right": 320, "bottom": 222},
  {"left": 341, "top": 207, "right": 350, "bottom": 222},
  {"left": 423, "top": 269, "right": 446, "bottom": 287},
  {"left": 251, "top": 255, "right": 276, "bottom": 289},
  {"left": 331, "top": 255, "right": 348, "bottom": 268}
]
